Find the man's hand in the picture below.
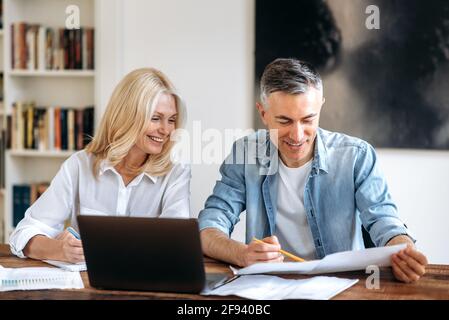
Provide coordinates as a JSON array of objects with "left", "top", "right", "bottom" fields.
[
  {"left": 387, "top": 235, "right": 428, "bottom": 283},
  {"left": 55, "top": 230, "right": 85, "bottom": 263},
  {"left": 240, "top": 236, "right": 284, "bottom": 267}
]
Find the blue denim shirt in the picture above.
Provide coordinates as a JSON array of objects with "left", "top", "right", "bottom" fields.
[{"left": 198, "top": 128, "right": 413, "bottom": 259}]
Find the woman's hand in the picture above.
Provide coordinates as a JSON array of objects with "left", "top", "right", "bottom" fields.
[{"left": 55, "top": 230, "right": 85, "bottom": 263}]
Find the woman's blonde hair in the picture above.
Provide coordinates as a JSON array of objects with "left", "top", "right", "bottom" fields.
[{"left": 86, "top": 68, "right": 186, "bottom": 177}]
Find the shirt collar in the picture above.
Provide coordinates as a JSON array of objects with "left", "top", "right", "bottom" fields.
[
  {"left": 99, "top": 160, "right": 158, "bottom": 184},
  {"left": 310, "top": 128, "right": 329, "bottom": 176},
  {"left": 255, "top": 130, "right": 279, "bottom": 175}
]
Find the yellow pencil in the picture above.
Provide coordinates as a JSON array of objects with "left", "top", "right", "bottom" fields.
[{"left": 253, "top": 237, "right": 306, "bottom": 262}]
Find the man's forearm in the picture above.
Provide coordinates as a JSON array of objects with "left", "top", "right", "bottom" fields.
[
  {"left": 23, "top": 235, "right": 63, "bottom": 260},
  {"left": 200, "top": 228, "right": 248, "bottom": 267}
]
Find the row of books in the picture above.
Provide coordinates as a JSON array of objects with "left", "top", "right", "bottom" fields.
[
  {"left": 5, "top": 102, "right": 94, "bottom": 151},
  {"left": 11, "top": 23, "right": 94, "bottom": 70},
  {"left": 13, "top": 183, "right": 49, "bottom": 227}
]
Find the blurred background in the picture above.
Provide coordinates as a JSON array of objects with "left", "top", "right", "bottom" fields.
[{"left": 0, "top": 0, "right": 448, "bottom": 264}]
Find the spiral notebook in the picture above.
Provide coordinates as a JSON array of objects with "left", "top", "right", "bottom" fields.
[{"left": 0, "top": 265, "right": 84, "bottom": 291}]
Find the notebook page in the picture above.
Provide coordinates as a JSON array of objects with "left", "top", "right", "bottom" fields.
[
  {"left": 0, "top": 265, "right": 84, "bottom": 291},
  {"left": 309, "top": 243, "right": 407, "bottom": 274},
  {"left": 234, "top": 244, "right": 406, "bottom": 275},
  {"left": 43, "top": 260, "right": 87, "bottom": 272}
]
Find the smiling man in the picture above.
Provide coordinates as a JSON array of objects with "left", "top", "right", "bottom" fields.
[{"left": 198, "top": 58, "right": 428, "bottom": 283}]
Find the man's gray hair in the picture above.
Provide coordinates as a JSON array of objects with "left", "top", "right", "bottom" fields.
[{"left": 260, "top": 58, "right": 322, "bottom": 107}]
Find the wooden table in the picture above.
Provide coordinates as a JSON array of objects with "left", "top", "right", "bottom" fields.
[{"left": 1, "top": 244, "right": 448, "bottom": 300}]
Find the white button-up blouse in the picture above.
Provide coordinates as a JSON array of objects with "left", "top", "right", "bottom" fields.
[{"left": 9, "top": 150, "right": 191, "bottom": 258}]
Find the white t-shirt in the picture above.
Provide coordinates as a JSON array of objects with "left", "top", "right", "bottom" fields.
[
  {"left": 274, "top": 159, "right": 316, "bottom": 260},
  {"left": 9, "top": 150, "right": 191, "bottom": 258}
]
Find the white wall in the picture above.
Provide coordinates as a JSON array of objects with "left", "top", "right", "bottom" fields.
[
  {"left": 95, "top": 0, "right": 125, "bottom": 126},
  {"left": 377, "top": 150, "right": 449, "bottom": 264},
  {"left": 96, "top": 0, "right": 253, "bottom": 240},
  {"left": 96, "top": 0, "right": 449, "bottom": 263}
]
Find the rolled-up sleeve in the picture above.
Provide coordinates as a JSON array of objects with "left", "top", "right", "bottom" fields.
[
  {"left": 9, "top": 158, "right": 76, "bottom": 258},
  {"left": 198, "top": 142, "right": 246, "bottom": 237},
  {"left": 354, "top": 143, "right": 415, "bottom": 247}
]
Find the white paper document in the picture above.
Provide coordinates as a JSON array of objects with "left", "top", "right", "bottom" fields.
[
  {"left": 234, "top": 244, "right": 406, "bottom": 276},
  {"left": 204, "top": 275, "right": 358, "bottom": 300},
  {"left": 0, "top": 265, "right": 84, "bottom": 291},
  {"left": 43, "top": 260, "right": 87, "bottom": 272}
]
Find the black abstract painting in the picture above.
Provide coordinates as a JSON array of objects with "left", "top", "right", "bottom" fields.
[{"left": 256, "top": 0, "right": 449, "bottom": 149}]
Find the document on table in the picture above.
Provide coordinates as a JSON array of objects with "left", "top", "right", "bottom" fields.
[
  {"left": 203, "top": 275, "right": 358, "bottom": 300},
  {"left": 0, "top": 265, "right": 84, "bottom": 291},
  {"left": 43, "top": 260, "right": 87, "bottom": 272},
  {"left": 233, "top": 244, "right": 406, "bottom": 276}
]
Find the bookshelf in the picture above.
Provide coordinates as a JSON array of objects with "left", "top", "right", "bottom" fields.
[
  {"left": 0, "top": 0, "right": 4, "bottom": 243},
  {"left": 2, "top": 0, "right": 96, "bottom": 242}
]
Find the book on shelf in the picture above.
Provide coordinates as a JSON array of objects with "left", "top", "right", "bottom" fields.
[
  {"left": 0, "top": 73, "right": 3, "bottom": 101},
  {"left": 0, "top": 1, "right": 3, "bottom": 30},
  {"left": 11, "top": 22, "right": 94, "bottom": 71},
  {"left": 13, "top": 183, "right": 49, "bottom": 227},
  {"left": 6, "top": 102, "right": 94, "bottom": 152},
  {"left": 0, "top": 128, "right": 5, "bottom": 189},
  {"left": 60, "top": 108, "right": 68, "bottom": 150}
]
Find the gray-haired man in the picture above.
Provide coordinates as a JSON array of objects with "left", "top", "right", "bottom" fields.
[{"left": 199, "top": 58, "right": 428, "bottom": 283}]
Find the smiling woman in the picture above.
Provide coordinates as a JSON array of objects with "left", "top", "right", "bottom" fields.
[
  {"left": 138, "top": 93, "right": 178, "bottom": 157},
  {"left": 9, "top": 68, "right": 191, "bottom": 264},
  {"left": 87, "top": 68, "right": 186, "bottom": 178}
]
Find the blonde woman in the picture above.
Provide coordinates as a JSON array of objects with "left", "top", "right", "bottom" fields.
[{"left": 9, "top": 68, "right": 190, "bottom": 263}]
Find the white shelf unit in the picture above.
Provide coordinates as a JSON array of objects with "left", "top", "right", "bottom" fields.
[
  {"left": 0, "top": 2, "right": 5, "bottom": 243},
  {"left": 9, "top": 70, "right": 95, "bottom": 77},
  {"left": 7, "top": 150, "right": 75, "bottom": 158},
  {"left": 2, "top": 0, "right": 96, "bottom": 243}
]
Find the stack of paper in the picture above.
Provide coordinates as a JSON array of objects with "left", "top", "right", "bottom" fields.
[
  {"left": 204, "top": 275, "right": 358, "bottom": 300},
  {"left": 205, "top": 245, "right": 405, "bottom": 299},
  {"left": 233, "top": 244, "right": 406, "bottom": 276}
]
